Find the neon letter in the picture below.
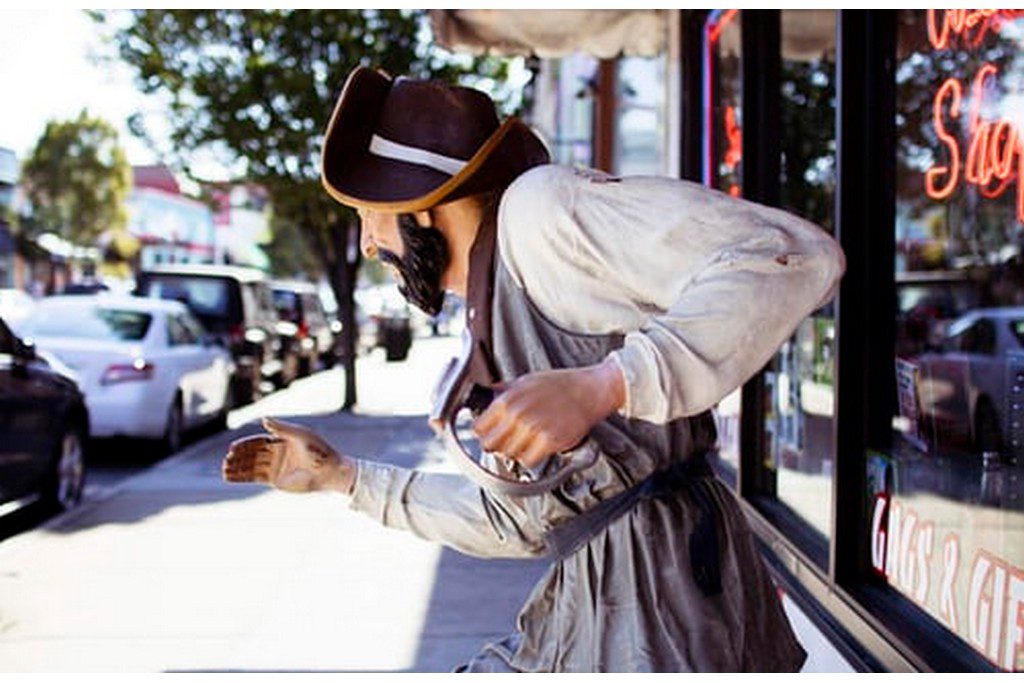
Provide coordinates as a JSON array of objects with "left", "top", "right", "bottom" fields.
[{"left": 926, "top": 78, "right": 963, "bottom": 200}]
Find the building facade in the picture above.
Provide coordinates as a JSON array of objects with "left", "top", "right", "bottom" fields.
[
  {"left": 128, "top": 165, "right": 216, "bottom": 269},
  {"left": 434, "top": 8, "right": 1024, "bottom": 672},
  {"left": 695, "top": 10, "right": 1023, "bottom": 672}
]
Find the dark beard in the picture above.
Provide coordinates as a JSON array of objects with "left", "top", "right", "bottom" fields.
[{"left": 377, "top": 213, "right": 450, "bottom": 316}]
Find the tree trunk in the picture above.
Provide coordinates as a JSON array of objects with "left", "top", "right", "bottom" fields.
[{"left": 322, "top": 218, "right": 361, "bottom": 411}]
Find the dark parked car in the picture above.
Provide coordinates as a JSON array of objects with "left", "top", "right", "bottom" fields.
[
  {"left": 0, "top": 316, "right": 89, "bottom": 516},
  {"left": 135, "top": 264, "right": 286, "bottom": 404},
  {"left": 271, "top": 280, "right": 338, "bottom": 376}
]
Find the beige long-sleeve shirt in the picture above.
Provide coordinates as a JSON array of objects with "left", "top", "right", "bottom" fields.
[
  {"left": 348, "top": 164, "right": 846, "bottom": 559},
  {"left": 496, "top": 164, "right": 845, "bottom": 422}
]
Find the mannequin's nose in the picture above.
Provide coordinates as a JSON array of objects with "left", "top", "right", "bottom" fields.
[{"left": 360, "top": 228, "right": 377, "bottom": 260}]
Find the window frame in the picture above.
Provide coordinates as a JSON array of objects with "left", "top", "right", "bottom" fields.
[{"left": 694, "top": 8, "right": 1002, "bottom": 671}]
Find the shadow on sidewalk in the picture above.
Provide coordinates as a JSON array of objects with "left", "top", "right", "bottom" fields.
[
  {"left": 44, "top": 410, "right": 439, "bottom": 535},
  {"left": 406, "top": 548, "right": 550, "bottom": 672}
]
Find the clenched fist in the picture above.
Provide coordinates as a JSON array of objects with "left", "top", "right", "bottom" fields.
[
  {"left": 472, "top": 357, "right": 626, "bottom": 469},
  {"left": 222, "top": 417, "right": 356, "bottom": 494}
]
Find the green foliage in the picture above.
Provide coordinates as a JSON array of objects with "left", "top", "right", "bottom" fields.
[
  {"left": 97, "top": 9, "right": 517, "bottom": 407},
  {"left": 779, "top": 57, "right": 836, "bottom": 234},
  {"left": 21, "top": 110, "right": 131, "bottom": 243},
  {"left": 94, "top": 9, "right": 514, "bottom": 276},
  {"left": 264, "top": 213, "right": 324, "bottom": 280}
]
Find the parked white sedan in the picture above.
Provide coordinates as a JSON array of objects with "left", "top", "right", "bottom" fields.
[{"left": 23, "top": 295, "right": 235, "bottom": 453}]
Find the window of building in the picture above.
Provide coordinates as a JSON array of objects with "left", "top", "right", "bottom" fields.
[
  {"left": 879, "top": 9, "right": 1024, "bottom": 671},
  {"left": 535, "top": 54, "right": 598, "bottom": 169},
  {"left": 615, "top": 56, "right": 667, "bottom": 176},
  {"left": 703, "top": 8, "right": 743, "bottom": 482},
  {"left": 759, "top": 8, "right": 838, "bottom": 563}
]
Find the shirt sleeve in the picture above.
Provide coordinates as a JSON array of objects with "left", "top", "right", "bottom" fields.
[
  {"left": 499, "top": 165, "right": 847, "bottom": 424},
  {"left": 347, "top": 458, "right": 548, "bottom": 559}
]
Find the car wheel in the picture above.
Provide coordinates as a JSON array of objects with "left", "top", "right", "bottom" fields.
[
  {"left": 974, "top": 398, "right": 1003, "bottom": 454},
  {"left": 163, "top": 398, "right": 184, "bottom": 456},
  {"left": 387, "top": 338, "right": 411, "bottom": 362},
  {"left": 48, "top": 426, "right": 86, "bottom": 512}
]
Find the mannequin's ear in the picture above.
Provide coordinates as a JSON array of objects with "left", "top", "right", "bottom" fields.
[{"left": 413, "top": 210, "right": 432, "bottom": 228}]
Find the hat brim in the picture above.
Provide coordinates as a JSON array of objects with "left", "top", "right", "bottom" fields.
[{"left": 321, "top": 69, "right": 549, "bottom": 212}]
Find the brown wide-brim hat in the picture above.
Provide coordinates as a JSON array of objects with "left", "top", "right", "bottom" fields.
[{"left": 321, "top": 67, "right": 550, "bottom": 212}]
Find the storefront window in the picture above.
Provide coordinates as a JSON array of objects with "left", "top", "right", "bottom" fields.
[
  {"left": 615, "top": 56, "right": 666, "bottom": 176},
  {"left": 763, "top": 9, "right": 838, "bottom": 554},
  {"left": 704, "top": 8, "right": 743, "bottom": 480},
  {"left": 880, "top": 10, "right": 1024, "bottom": 671},
  {"left": 542, "top": 54, "right": 597, "bottom": 169}
]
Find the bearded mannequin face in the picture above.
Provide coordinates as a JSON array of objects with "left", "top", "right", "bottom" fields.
[
  {"left": 376, "top": 213, "right": 450, "bottom": 316},
  {"left": 358, "top": 195, "right": 490, "bottom": 308}
]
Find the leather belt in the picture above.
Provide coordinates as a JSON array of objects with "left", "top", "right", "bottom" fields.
[{"left": 542, "top": 453, "right": 723, "bottom": 597}]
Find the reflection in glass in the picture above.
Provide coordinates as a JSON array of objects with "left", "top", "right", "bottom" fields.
[
  {"left": 615, "top": 57, "right": 666, "bottom": 176},
  {"left": 704, "top": 9, "right": 742, "bottom": 196},
  {"left": 704, "top": 9, "right": 743, "bottom": 479},
  {"left": 883, "top": 10, "right": 1024, "bottom": 671},
  {"left": 764, "top": 9, "right": 837, "bottom": 549}
]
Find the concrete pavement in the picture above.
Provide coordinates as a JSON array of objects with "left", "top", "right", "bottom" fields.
[
  {"left": 0, "top": 335, "right": 853, "bottom": 672},
  {"left": 0, "top": 337, "right": 548, "bottom": 672}
]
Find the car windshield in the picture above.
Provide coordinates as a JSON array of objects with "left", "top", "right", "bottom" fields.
[
  {"left": 140, "top": 276, "right": 232, "bottom": 319},
  {"left": 28, "top": 304, "right": 152, "bottom": 341},
  {"left": 1010, "top": 319, "right": 1024, "bottom": 348},
  {"left": 273, "top": 289, "right": 301, "bottom": 321}
]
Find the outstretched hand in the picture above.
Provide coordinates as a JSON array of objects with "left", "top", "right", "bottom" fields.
[
  {"left": 222, "top": 417, "right": 356, "bottom": 494},
  {"left": 472, "top": 358, "right": 626, "bottom": 469}
]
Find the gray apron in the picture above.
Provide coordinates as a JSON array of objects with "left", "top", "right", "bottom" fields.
[{"left": 454, "top": 209, "right": 808, "bottom": 673}]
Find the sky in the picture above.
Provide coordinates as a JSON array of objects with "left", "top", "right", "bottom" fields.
[{"left": 0, "top": 9, "right": 163, "bottom": 168}]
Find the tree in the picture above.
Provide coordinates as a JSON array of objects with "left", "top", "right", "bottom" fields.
[
  {"left": 21, "top": 110, "right": 131, "bottom": 244},
  {"left": 96, "top": 9, "right": 513, "bottom": 409}
]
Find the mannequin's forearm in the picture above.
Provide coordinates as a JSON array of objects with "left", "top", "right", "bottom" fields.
[
  {"left": 317, "top": 455, "right": 358, "bottom": 495},
  {"left": 344, "top": 459, "right": 548, "bottom": 559}
]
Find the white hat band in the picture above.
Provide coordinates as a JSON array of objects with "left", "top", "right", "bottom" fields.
[{"left": 369, "top": 134, "right": 469, "bottom": 177}]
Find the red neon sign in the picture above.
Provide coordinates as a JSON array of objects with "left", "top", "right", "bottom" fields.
[
  {"left": 923, "top": 14, "right": 1024, "bottom": 224},
  {"left": 723, "top": 105, "right": 742, "bottom": 197},
  {"left": 927, "top": 9, "right": 1024, "bottom": 50},
  {"left": 704, "top": 9, "right": 741, "bottom": 195}
]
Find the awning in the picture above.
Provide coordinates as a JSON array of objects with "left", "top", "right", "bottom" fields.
[{"left": 429, "top": 9, "right": 667, "bottom": 59}]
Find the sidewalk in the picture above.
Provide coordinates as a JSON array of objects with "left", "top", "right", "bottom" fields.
[
  {"left": 0, "top": 336, "right": 851, "bottom": 672},
  {"left": 0, "top": 337, "right": 549, "bottom": 672}
]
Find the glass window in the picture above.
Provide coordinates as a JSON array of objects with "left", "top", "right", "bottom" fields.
[
  {"left": 166, "top": 315, "right": 197, "bottom": 346},
  {"left": 141, "top": 275, "right": 232, "bottom": 318},
  {"left": 537, "top": 54, "right": 598, "bottom": 168},
  {"left": 0, "top": 318, "right": 16, "bottom": 355},
  {"left": 761, "top": 9, "right": 838, "bottom": 557},
  {"left": 303, "top": 293, "right": 326, "bottom": 326},
  {"left": 704, "top": 9, "right": 743, "bottom": 196},
  {"left": 273, "top": 288, "right": 301, "bottom": 323},
  {"left": 615, "top": 56, "right": 666, "bottom": 176},
  {"left": 704, "top": 8, "right": 744, "bottom": 481},
  {"left": 180, "top": 311, "right": 207, "bottom": 342},
  {"left": 27, "top": 303, "right": 152, "bottom": 342},
  {"left": 880, "top": 10, "right": 1024, "bottom": 671}
]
